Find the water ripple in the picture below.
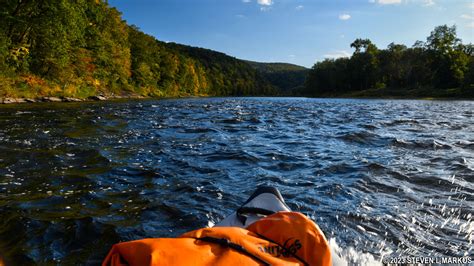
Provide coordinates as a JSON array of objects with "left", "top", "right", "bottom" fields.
[{"left": 0, "top": 98, "right": 473, "bottom": 264}]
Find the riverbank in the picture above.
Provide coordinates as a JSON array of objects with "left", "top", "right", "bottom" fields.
[
  {"left": 0, "top": 91, "right": 214, "bottom": 104},
  {"left": 307, "top": 86, "right": 474, "bottom": 100},
  {"left": 0, "top": 94, "right": 148, "bottom": 104},
  {"left": 340, "top": 87, "right": 474, "bottom": 100},
  {"left": 2, "top": 86, "right": 473, "bottom": 104}
]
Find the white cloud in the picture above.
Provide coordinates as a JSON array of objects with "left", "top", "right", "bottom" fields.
[
  {"left": 462, "top": 14, "right": 474, "bottom": 28},
  {"left": 370, "top": 0, "right": 402, "bottom": 4},
  {"left": 422, "top": 0, "right": 435, "bottom": 6},
  {"left": 257, "top": 0, "right": 272, "bottom": 6},
  {"left": 324, "top": 50, "right": 351, "bottom": 59},
  {"left": 255, "top": 0, "right": 272, "bottom": 11},
  {"left": 370, "top": 0, "right": 437, "bottom": 6},
  {"left": 236, "top": 14, "right": 246, "bottom": 18},
  {"left": 295, "top": 5, "right": 304, "bottom": 11},
  {"left": 339, "top": 14, "right": 351, "bottom": 20},
  {"left": 469, "top": 3, "right": 474, "bottom": 9},
  {"left": 242, "top": 0, "right": 251, "bottom": 2}
]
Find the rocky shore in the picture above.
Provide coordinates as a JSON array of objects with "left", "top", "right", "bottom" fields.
[{"left": 0, "top": 95, "right": 146, "bottom": 104}]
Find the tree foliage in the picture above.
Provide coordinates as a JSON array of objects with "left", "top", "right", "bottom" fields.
[
  {"left": 0, "top": 0, "right": 276, "bottom": 98},
  {"left": 305, "top": 25, "right": 473, "bottom": 97},
  {"left": 244, "top": 61, "right": 309, "bottom": 95}
]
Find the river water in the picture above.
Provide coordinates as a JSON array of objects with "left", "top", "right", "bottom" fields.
[{"left": 0, "top": 97, "right": 472, "bottom": 265}]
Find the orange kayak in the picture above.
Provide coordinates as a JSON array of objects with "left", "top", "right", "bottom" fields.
[{"left": 103, "top": 187, "right": 331, "bottom": 266}]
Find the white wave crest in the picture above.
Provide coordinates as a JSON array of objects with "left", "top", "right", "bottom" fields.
[{"left": 329, "top": 238, "right": 382, "bottom": 266}]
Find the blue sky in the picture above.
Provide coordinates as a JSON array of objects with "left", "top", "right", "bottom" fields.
[{"left": 109, "top": 0, "right": 474, "bottom": 67}]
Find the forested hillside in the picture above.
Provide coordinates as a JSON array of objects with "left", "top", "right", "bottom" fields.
[
  {"left": 2, "top": 0, "right": 473, "bottom": 101},
  {"left": 0, "top": 0, "right": 276, "bottom": 100},
  {"left": 303, "top": 25, "right": 474, "bottom": 98},
  {"left": 245, "top": 61, "right": 309, "bottom": 95},
  {"left": 165, "top": 43, "right": 276, "bottom": 96}
]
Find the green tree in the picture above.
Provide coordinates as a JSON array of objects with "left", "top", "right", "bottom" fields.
[
  {"left": 426, "top": 25, "right": 469, "bottom": 88},
  {"left": 305, "top": 25, "right": 472, "bottom": 97},
  {"left": 349, "top": 38, "right": 379, "bottom": 90}
]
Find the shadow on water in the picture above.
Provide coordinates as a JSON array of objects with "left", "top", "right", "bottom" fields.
[{"left": 0, "top": 98, "right": 473, "bottom": 264}]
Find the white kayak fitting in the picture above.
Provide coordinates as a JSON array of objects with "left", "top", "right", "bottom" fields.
[{"left": 215, "top": 186, "right": 291, "bottom": 228}]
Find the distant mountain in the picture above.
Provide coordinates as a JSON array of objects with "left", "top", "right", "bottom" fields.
[
  {"left": 245, "top": 61, "right": 308, "bottom": 72},
  {"left": 245, "top": 61, "right": 309, "bottom": 95},
  {"left": 164, "top": 43, "right": 277, "bottom": 96}
]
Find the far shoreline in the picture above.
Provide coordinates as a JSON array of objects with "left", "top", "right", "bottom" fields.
[{"left": 1, "top": 94, "right": 473, "bottom": 106}]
